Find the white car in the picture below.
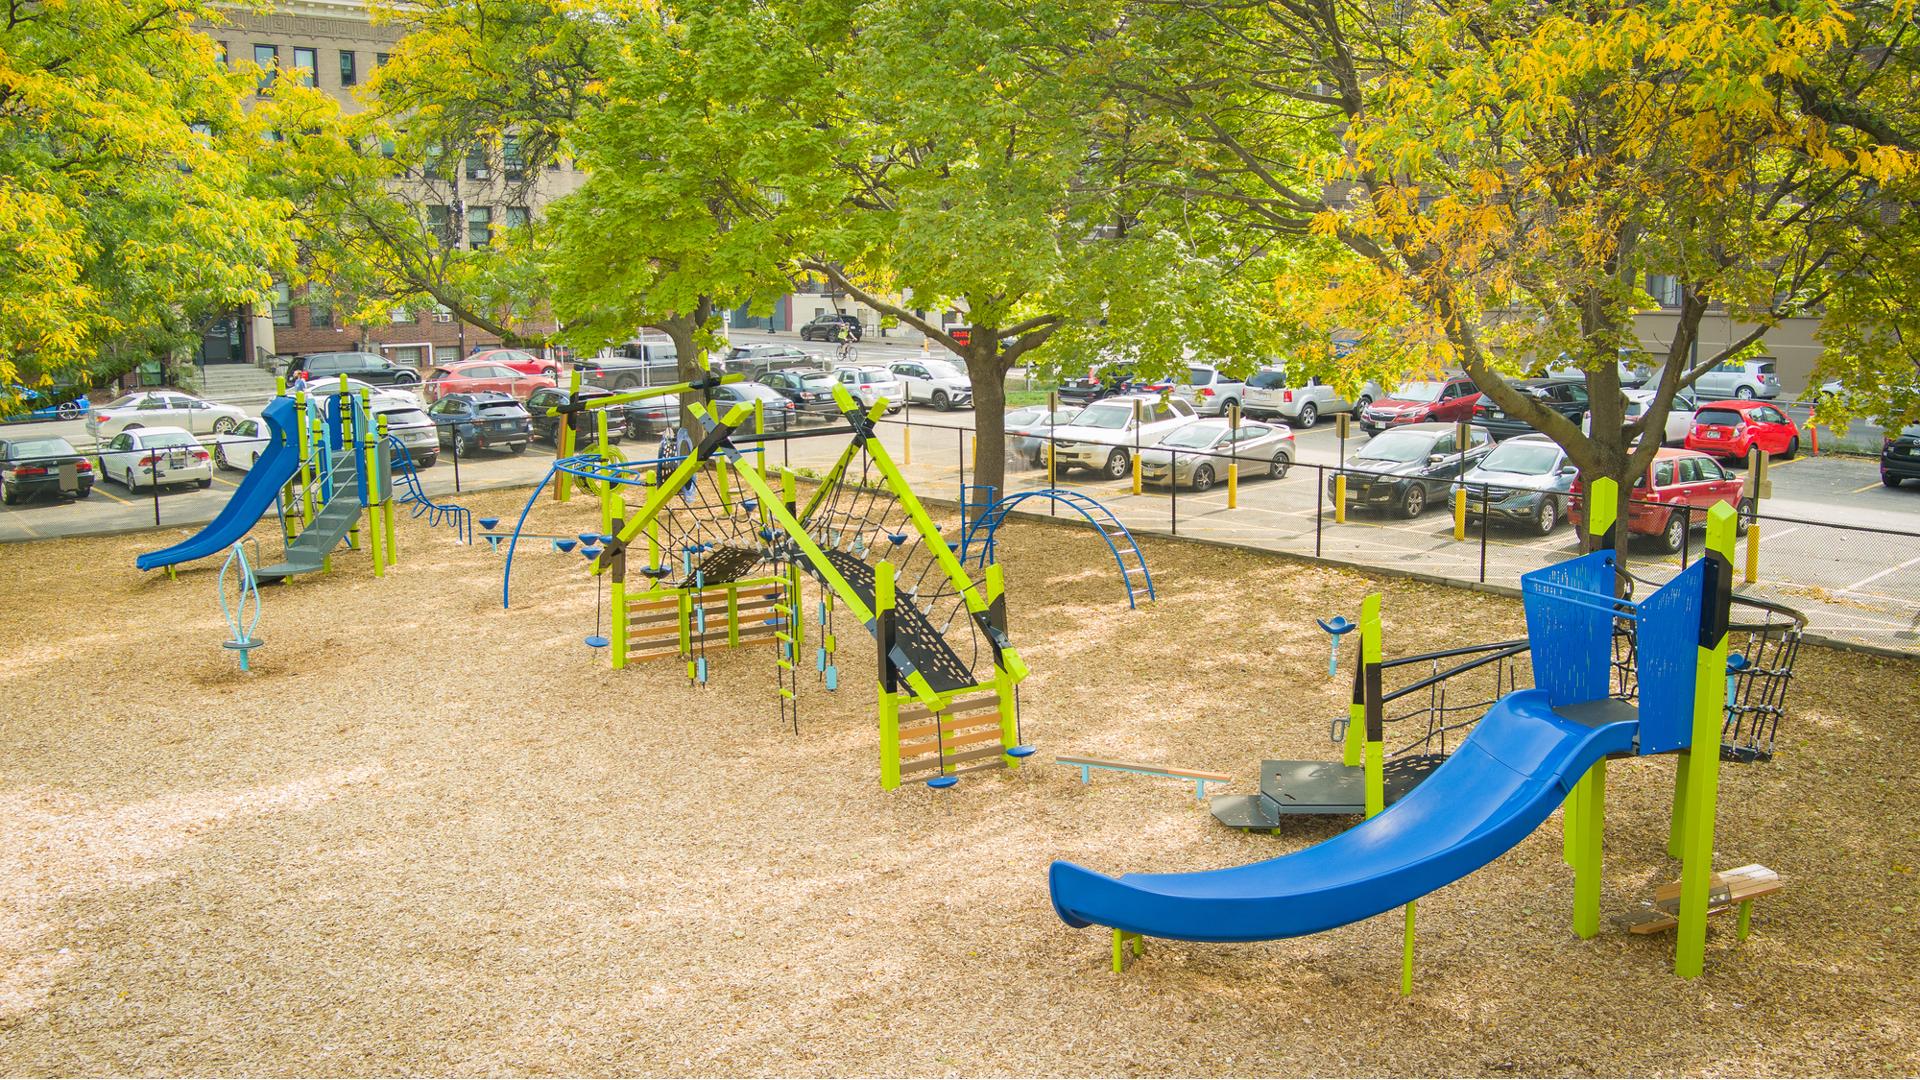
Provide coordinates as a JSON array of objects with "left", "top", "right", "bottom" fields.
[
  {"left": 833, "top": 366, "right": 905, "bottom": 413},
  {"left": 1049, "top": 394, "right": 1199, "bottom": 479},
  {"left": 85, "top": 391, "right": 247, "bottom": 439},
  {"left": 96, "top": 426, "right": 213, "bottom": 490},
  {"left": 303, "top": 377, "right": 425, "bottom": 411},
  {"left": 211, "top": 419, "right": 272, "bottom": 471},
  {"left": 888, "top": 359, "right": 973, "bottom": 411},
  {"left": 1584, "top": 388, "right": 1699, "bottom": 446},
  {"left": 1242, "top": 367, "right": 1382, "bottom": 426},
  {"left": 374, "top": 402, "right": 439, "bottom": 468}
]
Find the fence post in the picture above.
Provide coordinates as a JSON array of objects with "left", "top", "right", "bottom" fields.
[
  {"left": 1170, "top": 448, "right": 1178, "bottom": 535},
  {"left": 1315, "top": 464, "right": 1324, "bottom": 558},
  {"left": 957, "top": 425, "right": 965, "bottom": 502},
  {"left": 903, "top": 392, "right": 911, "bottom": 465},
  {"left": 151, "top": 454, "right": 160, "bottom": 527},
  {"left": 1046, "top": 391, "right": 1058, "bottom": 512}
]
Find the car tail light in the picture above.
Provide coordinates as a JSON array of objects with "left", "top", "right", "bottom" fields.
[
  {"left": 1281, "top": 390, "right": 1294, "bottom": 402},
  {"left": 137, "top": 455, "right": 159, "bottom": 466},
  {"left": 12, "top": 465, "right": 47, "bottom": 477},
  {"left": 75, "top": 460, "right": 91, "bottom": 472},
  {"left": 1198, "top": 387, "right": 1215, "bottom": 398},
  {"left": 94, "top": 413, "right": 109, "bottom": 423},
  {"left": 194, "top": 451, "right": 210, "bottom": 461}
]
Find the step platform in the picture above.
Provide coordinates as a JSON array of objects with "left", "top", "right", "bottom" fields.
[{"left": 1209, "top": 754, "right": 1446, "bottom": 829}]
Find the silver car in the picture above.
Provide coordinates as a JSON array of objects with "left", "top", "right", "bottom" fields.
[
  {"left": 1005, "top": 405, "right": 1074, "bottom": 467},
  {"left": 1140, "top": 418, "right": 1296, "bottom": 490},
  {"left": 1242, "top": 367, "right": 1381, "bottom": 427},
  {"left": 1453, "top": 433, "right": 1577, "bottom": 534},
  {"left": 1694, "top": 359, "right": 1781, "bottom": 400}
]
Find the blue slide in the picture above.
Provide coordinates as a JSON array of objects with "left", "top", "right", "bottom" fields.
[
  {"left": 136, "top": 396, "right": 299, "bottom": 572},
  {"left": 1049, "top": 689, "right": 1638, "bottom": 942}
]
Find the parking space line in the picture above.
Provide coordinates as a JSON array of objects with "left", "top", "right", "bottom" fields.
[
  {"left": 1851, "top": 481, "right": 1886, "bottom": 494},
  {"left": 91, "top": 486, "right": 132, "bottom": 505},
  {"left": 10, "top": 516, "right": 38, "bottom": 537},
  {"left": 1757, "top": 526, "right": 1799, "bottom": 544},
  {"left": 1842, "top": 553, "right": 1920, "bottom": 594}
]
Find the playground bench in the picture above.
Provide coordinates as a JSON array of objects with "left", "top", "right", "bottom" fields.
[
  {"left": 1055, "top": 755, "right": 1231, "bottom": 801},
  {"left": 1621, "top": 864, "right": 1781, "bottom": 940}
]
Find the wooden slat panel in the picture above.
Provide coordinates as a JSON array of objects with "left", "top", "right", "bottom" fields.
[
  {"left": 900, "top": 743, "right": 1008, "bottom": 775},
  {"left": 899, "top": 726, "right": 1006, "bottom": 757},
  {"left": 897, "top": 696, "right": 1002, "bottom": 723},
  {"left": 1054, "top": 755, "right": 1231, "bottom": 783},
  {"left": 897, "top": 713, "right": 1006, "bottom": 743},
  {"left": 628, "top": 596, "right": 686, "bottom": 614}
]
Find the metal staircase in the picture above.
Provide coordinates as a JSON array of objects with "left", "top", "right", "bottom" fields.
[{"left": 960, "top": 487, "right": 1155, "bottom": 609}]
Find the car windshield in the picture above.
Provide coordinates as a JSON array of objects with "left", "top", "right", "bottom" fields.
[
  {"left": 1389, "top": 381, "right": 1447, "bottom": 403},
  {"left": 9, "top": 437, "right": 74, "bottom": 456},
  {"left": 1482, "top": 441, "right": 1561, "bottom": 474},
  {"left": 1247, "top": 370, "right": 1289, "bottom": 389},
  {"left": 800, "top": 372, "right": 833, "bottom": 390},
  {"left": 1358, "top": 430, "right": 1435, "bottom": 462},
  {"left": 1696, "top": 408, "right": 1744, "bottom": 426},
  {"left": 141, "top": 432, "right": 197, "bottom": 448},
  {"left": 1070, "top": 403, "right": 1133, "bottom": 430},
  {"left": 477, "top": 402, "right": 526, "bottom": 417},
  {"left": 1160, "top": 423, "right": 1226, "bottom": 449}
]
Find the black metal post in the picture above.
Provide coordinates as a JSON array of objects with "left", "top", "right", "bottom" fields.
[
  {"left": 151, "top": 455, "right": 160, "bottom": 526},
  {"left": 1479, "top": 481, "right": 1490, "bottom": 583},
  {"left": 1315, "top": 464, "right": 1323, "bottom": 557},
  {"left": 451, "top": 430, "right": 462, "bottom": 493},
  {"left": 1170, "top": 449, "right": 1178, "bottom": 535},
  {"left": 957, "top": 425, "right": 965, "bottom": 501}
]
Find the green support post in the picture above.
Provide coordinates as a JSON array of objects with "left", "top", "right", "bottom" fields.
[
  {"left": 1402, "top": 902, "right": 1417, "bottom": 996},
  {"left": 361, "top": 390, "right": 382, "bottom": 577},
  {"left": 1361, "top": 593, "right": 1385, "bottom": 818},
  {"left": 985, "top": 562, "right": 1020, "bottom": 767},
  {"left": 1676, "top": 503, "right": 1737, "bottom": 978},
  {"left": 610, "top": 515, "right": 628, "bottom": 670},
  {"left": 1344, "top": 591, "right": 1380, "bottom": 768},
  {"left": 1570, "top": 759, "right": 1607, "bottom": 938},
  {"left": 377, "top": 413, "right": 396, "bottom": 569},
  {"left": 877, "top": 560, "right": 901, "bottom": 790}
]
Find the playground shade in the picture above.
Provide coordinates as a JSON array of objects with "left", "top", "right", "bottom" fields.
[
  {"left": 1049, "top": 688, "right": 1638, "bottom": 941},
  {"left": 135, "top": 397, "right": 299, "bottom": 572}
]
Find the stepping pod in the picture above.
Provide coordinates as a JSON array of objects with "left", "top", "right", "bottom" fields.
[{"left": 1317, "top": 616, "right": 1356, "bottom": 678}]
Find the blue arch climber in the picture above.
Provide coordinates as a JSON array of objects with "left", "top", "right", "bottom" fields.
[{"left": 959, "top": 487, "right": 1154, "bottom": 609}]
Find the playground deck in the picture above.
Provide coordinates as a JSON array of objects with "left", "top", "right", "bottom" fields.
[{"left": 0, "top": 488, "right": 1915, "bottom": 1076}]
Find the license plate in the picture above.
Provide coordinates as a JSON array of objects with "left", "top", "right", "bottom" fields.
[
  {"left": 1486, "top": 410, "right": 1505, "bottom": 419},
  {"left": 169, "top": 449, "right": 187, "bottom": 467},
  {"left": 490, "top": 420, "right": 519, "bottom": 434},
  {"left": 1703, "top": 431, "right": 1721, "bottom": 439}
]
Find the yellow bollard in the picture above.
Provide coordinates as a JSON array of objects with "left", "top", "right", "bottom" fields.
[
  {"left": 1130, "top": 400, "right": 1142, "bottom": 495},
  {"left": 903, "top": 422, "right": 911, "bottom": 466},
  {"left": 1334, "top": 474, "right": 1347, "bottom": 524},
  {"left": 1745, "top": 519, "right": 1760, "bottom": 585},
  {"left": 1227, "top": 403, "right": 1239, "bottom": 509},
  {"left": 1453, "top": 487, "right": 1467, "bottom": 541}
]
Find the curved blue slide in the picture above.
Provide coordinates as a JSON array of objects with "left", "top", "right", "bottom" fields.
[
  {"left": 1050, "top": 689, "right": 1638, "bottom": 942},
  {"left": 136, "top": 396, "right": 299, "bottom": 572}
]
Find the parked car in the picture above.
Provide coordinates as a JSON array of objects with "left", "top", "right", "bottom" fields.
[
  {"left": 1472, "top": 377, "right": 1590, "bottom": 441},
  {"left": 574, "top": 355, "right": 680, "bottom": 392},
  {"left": 833, "top": 366, "right": 905, "bottom": 412},
  {"left": 1133, "top": 362, "right": 1242, "bottom": 418},
  {"left": 1049, "top": 394, "right": 1200, "bottom": 479},
  {"left": 2, "top": 383, "right": 89, "bottom": 423},
  {"left": 426, "top": 392, "right": 532, "bottom": 457},
  {"left": 710, "top": 382, "right": 799, "bottom": 432},
  {"left": 375, "top": 402, "right": 439, "bottom": 468},
  {"left": 1547, "top": 353, "right": 1651, "bottom": 388},
  {"left": 722, "top": 344, "right": 821, "bottom": 379},
  {"left": 467, "top": 347, "right": 562, "bottom": 378},
  {"left": 1330, "top": 422, "right": 1494, "bottom": 518},
  {"left": 888, "top": 358, "right": 973, "bottom": 411},
  {"left": 210, "top": 419, "right": 271, "bottom": 471},
  {"left": 1569, "top": 448, "right": 1749, "bottom": 553},
  {"left": 1881, "top": 424, "right": 1920, "bottom": 488},
  {"left": 422, "top": 360, "right": 556, "bottom": 404},
  {"left": 1057, "top": 362, "right": 1140, "bottom": 407},
  {"left": 607, "top": 337, "right": 680, "bottom": 365},
  {"left": 1684, "top": 400, "right": 1801, "bottom": 460},
  {"left": 758, "top": 369, "right": 840, "bottom": 418},
  {"left": 1454, "top": 433, "right": 1577, "bottom": 534},
  {"left": 1005, "top": 405, "right": 1076, "bottom": 467},
  {"left": 291, "top": 351, "right": 420, "bottom": 387},
  {"left": 95, "top": 427, "right": 213, "bottom": 491},
  {"left": 303, "top": 377, "right": 424, "bottom": 411},
  {"left": 1693, "top": 358, "right": 1782, "bottom": 400},
  {"left": 1585, "top": 388, "right": 1699, "bottom": 447},
  {"left": 1241, "top": 368, "right": 1379, "bottom": 427},
  {"left": 798, "top": 313, "right": 863, "bottom": 342},
  {"left": 526, "top": 385, "right": 635, "bottom": 447},
  {"left": 1140, "top": 418, "right": 1295, "bottom": 490},
  {"left": 86, "top": 391, "right": 247, "bottom": 439},
  {"left": 1358, "top": 376, "right": 1483, "bottom": 434},
  {"left": 0, "top": 436, "right": 93, "bottom": 503}
]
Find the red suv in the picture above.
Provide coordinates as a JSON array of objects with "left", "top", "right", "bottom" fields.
[
  {"left": 1358, "top": 375, "right": 1482, "bottom": 433},
  {"left": 467, "top": 347, "right": 562, "bottom": 379},
  {"left": 422, "top": 360, "right": 556, "bottom": 404},
  {"left": 1684, "top": 400, "right": 1800, "bottom": 460},
  {"left": 1569, "top": 448, "right": 1750, "bottom": 553}
]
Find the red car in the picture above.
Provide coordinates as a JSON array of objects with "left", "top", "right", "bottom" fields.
[
  {"left": 422, "top": 360, "right": 556, "bottom": 404},
  {"left": 467, "top": 347, "right": 562, "bottom": 379},
  {"left": 1358, "top": 375, "right": 1482, "bottom": 433},
  {"left": 1568, "top": 447, "right": 1749, "bottom": 553},
  {"left": 1684, "top": 399, "right": 1801, "bottom": 460}
]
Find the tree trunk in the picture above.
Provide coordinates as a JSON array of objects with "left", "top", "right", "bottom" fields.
[
  {"left": 648, "top": 298, "right": 712, "bottom": 432},
  {"left": 964, "top": 335, "right": 1008, "bottom": 517}
]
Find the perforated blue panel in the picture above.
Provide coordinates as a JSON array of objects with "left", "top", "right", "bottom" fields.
[
  {"left": 1521, "top": 549, "right": 1616, "bottom": 708},
  {"left": 1632, "top": 559, "right": 1706, "bottom": 754}
]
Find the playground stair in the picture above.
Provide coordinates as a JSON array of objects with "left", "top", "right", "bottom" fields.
[
  {"left": 255, "top": 455, "right": 362, "bottom": 584},
  {"left": 1621, "top": 864, "right": 1781, "bottom": 936}
]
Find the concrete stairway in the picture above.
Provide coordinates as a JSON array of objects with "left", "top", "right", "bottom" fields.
[{"left": 196, "top": 363, "right": 280, "bottom": 404}]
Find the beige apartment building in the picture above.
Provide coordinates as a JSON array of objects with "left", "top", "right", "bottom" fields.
[{"left": 194, "top": 0, "right": 584, "bottom": 372}]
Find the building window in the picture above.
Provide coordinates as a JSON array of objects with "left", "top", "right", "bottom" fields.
[
  {"left": 217, "top": 41, "right": 229, "bottom": 66},
  {"left": 502, "top": 136, "right": 524, "bottom": 181},
  {"left": 253, "top": 44, "right": 278, "bottom": 92},
  {"left": 339, "top": 50, "right": 357, "bottom": 87},
  {"left": 378, "top": 135, "right": 396, "bottom": 159},
  {"left": 309, "top": 301, "right": 333, "bottom": 328},
  {"left": 467, "top": 206, "right": 492, "bottom": 248},
  {"left": 293, "top": 47, "right": 316, "bottom": 87},
  {"left": 390, "top": 307, "right": 413, "bottom": 324},
  {"left": 375, "top": 52, "right": 389, "bottom": 68},
  {"left": 435, "top": 346, "right": 461, "bottom": 363},
  {"left": 1646, "top": 274, "right": 1684, "bottom": 308},
  {"left": 270, "top": 284, "right": 293, "bottom": 327},
  {"left": 426, "top": 204, "right": 454, "bottom": 245},
  {"left": 505, "top": 206, "right": 531, "bottom": 229},
  {"left": 464, "top": 145, "right": 489, "bottom": 180}
]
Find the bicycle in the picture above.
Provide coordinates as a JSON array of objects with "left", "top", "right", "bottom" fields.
[{"left": 832, "top": 328, "right": 859, "bottom": 366}]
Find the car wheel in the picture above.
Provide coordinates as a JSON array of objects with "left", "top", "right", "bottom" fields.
[
  {"left": 510, "top": 443, "right": 527, "bottom": 455},
  {"left": 1, "top": 485, "right": 16, "bottom": 506},
  {"left": 1735, "top": 385, "right": 1756, "bottom": 399},
  {"left": 57, "top": 401, "right": 82, "bottom": 420},
  {"left": 124, "top": 468, "right": 137, "bottom": 490},
  {"left": 1269, "top": 451, "right": 1291, "bottom": 479},
  {"left": 1783, "top": 435, "right": 1800, "bottom": 460},
  {"left": 1400, "top": 484, "right": 1427, "bottom": 518},
  {"left": 212, "top": 417, "right": 236, "bottom": 435},
  {"left": 615, "top": 374, "right": 639, "bottom": 390},
  {"left": 1191, "top": 464, "right": 1215, "bottom": 492},
  {"left": 1297, "top": 401, "right": 1319, "bottom": 428},
  {"left": 1883, "top": 471, "right": 1902, "bottom": 488},
  {"left": 1354, "top": 395, "right": 1373, "bottom": 414},
  {"left": 1103, "top": 448, "right": 1130, "bottom": 480},
  {"left": 416, "top": 454, "right": 437, "bottom": 469},
  {"left": 933, "top": 390, "right": 951, "bottom": 411},
  {"left": 1533, "top": 497, "right": 1559, "bottom": 535},
  {"left": 214, "top": 444, "right": 230, "bottom": 469},
  {"left": 454, "top": 431, "right": 471, "bottom": 457},
  {"left": 392, "top": 371, "right": 418, "bottom": 385},
  {"left": 1659, "top": 511, "right": 1687, "bottom": 553},
  {"left": 197, "top": 478, "right": 212, "bottom": 490},
  {"left": 75, "top": 486, "right": 91, "bottom": 499}
]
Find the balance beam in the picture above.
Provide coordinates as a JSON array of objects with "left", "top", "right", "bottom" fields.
[{"left": 1055, "top": 754, "right": 1231, "bottom": 801}]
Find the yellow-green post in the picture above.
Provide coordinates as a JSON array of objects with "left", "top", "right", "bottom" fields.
[
  {"left": 1401, "top": 900, "right": 1417, "bottom": 996},
  {"left": 1227, "top": 402, "right": 1240, "bottom": 509},
  {"left": 1131, "top": 400, "right": 1143, "bottom": 495},
  {"left": 1343, "top": 591, "right": 1380, "bottom": 769},
  {"left": 902, "top": 415, "right": 911, "bottom": 466},
  {"left": 596, "top": 409, "right": 615, "bottom": 535},
  {"left": 1570, "top": 759, "right": 1606, "bottom": 939},
  {"left": 556, "top": 368, "right": 582, "bottom": 502},
  {"left": 1361, "top": 594, "right": 1384, "bottom": 817},
  {"left": 362, "top": 390, "right": 383, "bottom": 576},
  {"left": 611, "top": 515, "right": 628, "bottom": 672},
  {"left": 378, "top": 414, "right": 397, "bottom": 568},
  {"left": 877, "top": 560, "right": 901, "bottom": 791},
  {"left": 1677, "top": 503, "right": 1737, "bottom": 978},
  {"left": 1453, "top": 486, "right": 1467, "bottom": 541},
  {"left": 987, "top": 562, "right": 1020, "bottom": 768}
]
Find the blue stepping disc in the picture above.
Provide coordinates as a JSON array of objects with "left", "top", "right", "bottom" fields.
[
  {"left": 889, "top": 533, "right": 908, "bottom": 544},
  {"left": 927, "top": 776, "right": 959, "bottom": 789},
  {"left": 585, "top": 635, "right": 610, "bottom": 648},
  {"left": 1008, "top": 745, "right": 1037, "bottom": 759},
  {"left": 479, "top": 517, "right": 500, "bottom": 530},
  {"left": 581, "top": 547, "right": 602, "bottom": 560},
  {"left": 554, "top": 539, "right": 577, "bottom": 553}
]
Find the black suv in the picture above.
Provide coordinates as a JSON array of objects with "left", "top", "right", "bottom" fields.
[
  {"left": 525, "top": 386, "right": 631, "bottom": 446},
  {"left": 1473, "top": 377, "right": 1590, "bottom": 441},
  {"left": 1330, "top": 422, "right": 1496, "bottom": 518},
  {"left": 1058, "top": 363, "right": 1139, "bottom": 407},
  {"left": 798, "top": 313, "right": 862, "bottom": 342},
  {"left": 426, "top": 392, "right": 532, "bottom": 457},
  {"left": 294, "top": 351, "right": 420, "bottom": 386},
  {"left": 1882, "top": 424, "right": 1920, "bottom": 489}
]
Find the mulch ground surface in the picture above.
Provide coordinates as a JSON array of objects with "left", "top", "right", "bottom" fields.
[{"left": 1, "top": 485, "right": 1915, "bottom": 1076}]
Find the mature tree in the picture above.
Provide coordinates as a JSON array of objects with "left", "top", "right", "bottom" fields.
[
  {"left": 0, "top": 0, "right": 297, "bottom": 394},
  {"left": 1104, "top": 0, "right": 1918, "bottom": 547}
]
